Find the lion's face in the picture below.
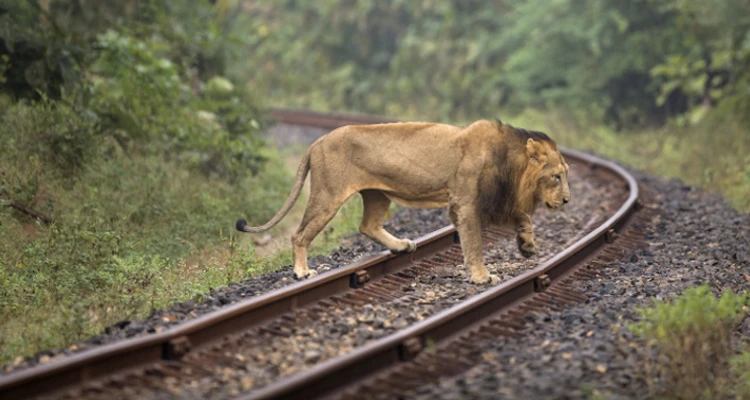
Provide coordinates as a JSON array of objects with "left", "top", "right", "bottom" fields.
[{"left": 526, "top": 139, "right": 571, "bottom": 211}]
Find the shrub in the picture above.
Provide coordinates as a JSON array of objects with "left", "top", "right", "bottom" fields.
[
  {"left": 1, "top": 1, "right": 269, "bottom": 179},
  {"left": 629, "top": 286, "right": 749, "bottom": 399},
  {"left": 0, "top": 0, "right": 296, "bottom": 364},
  {"left": 84, "top": 29, "right": 267, "bottom": 179},
  {"left": 732, "top": 352, "right": 750, "bottom": 400},
  {"left": 0, "top": 98, "right": 295, "bottom": 363}
]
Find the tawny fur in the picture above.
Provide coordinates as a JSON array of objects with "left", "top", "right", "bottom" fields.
[{"left": 236, "top": 119, "right": 570, "bottom": 283}]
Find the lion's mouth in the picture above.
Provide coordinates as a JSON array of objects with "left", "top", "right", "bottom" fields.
[{"left": 546, "top": 202, "right": 561, "bottom": 211}]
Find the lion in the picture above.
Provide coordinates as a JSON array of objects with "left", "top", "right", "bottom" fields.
[{"left": 236, "top": 119, "right": 570, "bottom": 284}]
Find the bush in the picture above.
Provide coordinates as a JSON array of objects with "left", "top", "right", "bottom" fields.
[
  {"left": 629, "top": 286, "right": 749, "bottom": 399},
  {"left": 0, "top": 132, "right": 295, "bottom": 362},
  {"left": 1, "top": 1, "right": 269, "bottom": 179},
  {"left": 732, "top": 352, "right": 750, "bottom": 400},
  {"left": 83, "top": 29, "right": 268, "bottom": 179},
  {"left": 0, "top": 0, "right": 305, "bottom": 364},
  {"left": 0, "top": 101, "right": 99, "bottom": 174}
]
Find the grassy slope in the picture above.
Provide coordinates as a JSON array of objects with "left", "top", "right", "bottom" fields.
[{"left": 0, "top": 123, "right": 364, "bottom": 365}]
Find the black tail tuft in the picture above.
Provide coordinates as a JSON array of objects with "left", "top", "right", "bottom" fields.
[{"left": 236, "top": 218, "right": 248, "bottom": 232}]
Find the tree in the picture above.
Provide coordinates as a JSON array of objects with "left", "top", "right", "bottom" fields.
[{"left": 649, "top": 0, "right": 750, "bottom": 123}]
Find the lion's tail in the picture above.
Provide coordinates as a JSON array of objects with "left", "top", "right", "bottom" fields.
[{"left": 235, "top": 146, "right": 312, "bottom": 233}]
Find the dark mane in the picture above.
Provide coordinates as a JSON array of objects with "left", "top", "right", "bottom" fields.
[
  {"left": 493, "top": 119, "right": 554, "bottom": 143},
  {"left": 476, "top": 144, "right": 525, "bottom": 227},
  {"left": 478, "top": 121, "right": 548, "bottom": 227},
  {"left": 508, "top": 125, "right": 554, "bottom": 143}
]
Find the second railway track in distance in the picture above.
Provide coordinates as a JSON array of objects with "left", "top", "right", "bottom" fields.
[{"left": 0, "top": 109, "right": 648, "bottom": 400}]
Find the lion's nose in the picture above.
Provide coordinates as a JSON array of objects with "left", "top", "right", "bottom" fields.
[{"left": 563, "top": 198, "right": 569, "bottom": 204}]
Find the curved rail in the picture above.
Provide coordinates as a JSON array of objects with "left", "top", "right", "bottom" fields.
[{"left": 0, "top": 109, "right": 640, "bottom": 400}]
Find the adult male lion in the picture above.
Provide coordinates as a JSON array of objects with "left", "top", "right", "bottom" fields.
[{"left": 236, "top": 119, "right": 570, "bottom": 284}]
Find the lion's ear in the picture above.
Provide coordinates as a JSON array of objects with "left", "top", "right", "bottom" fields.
[{"left": 526, "top": 138, "right": 545, "bottom": 163}]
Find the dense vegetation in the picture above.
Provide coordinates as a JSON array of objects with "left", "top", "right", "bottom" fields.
[
  {"left": 629, "top": 286, "right": 750, "bottom": 399},
  {"left": 1, "top": 0, "right": 749, "bottom": 367},
  {"left": 243, "top": 0, "right": 750, "bottom": 211},
  {"left": 0, "top": 0, "right": 304, "bottom": 362}
]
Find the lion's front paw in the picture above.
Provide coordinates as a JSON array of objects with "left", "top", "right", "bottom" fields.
[
  {"left": 517, "top": 237, "right": 536, "bottom": 258},
  {"left": 390, "top": 239, "right": 417, "bottom": 254},
  {"left": 470, "top": 273, "right": 500, "bottom": 285},
  {"left": 405, "top": 239, "right": 417, "bottom": 252},
  {"left": 294, "top": 268, "right": 318, "bottom": 279}
]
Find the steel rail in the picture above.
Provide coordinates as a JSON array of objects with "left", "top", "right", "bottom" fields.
[{"left": 0, "top": 109, "right": 639, "bottom": 400}]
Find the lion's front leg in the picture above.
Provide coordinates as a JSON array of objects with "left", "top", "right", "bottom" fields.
[
  {"left": 514, "top": 213, "right": 536, "bottom": 258},
  {"left": 449, "top": 202, "right": 500, "bottom": 285}
]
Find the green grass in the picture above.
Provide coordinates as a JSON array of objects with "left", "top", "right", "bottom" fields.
[
  {"left": 0, "top": 151, "right": 270, "bottom": 361},
  {"left": 0, "top": 153, "right": 365, "bottom": 364}
]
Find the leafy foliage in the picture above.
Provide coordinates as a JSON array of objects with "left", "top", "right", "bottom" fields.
[
  {"left": 731, "top": 352, "right": 750, "bottom": 400},
  {"left": 495, "top": 0, "right": 686, "bottom": 127},
  {"left": 85, "top": 29, "right": 267, "bottom": 178},
  {"left": 649, "top": 0, "right": 750, "bottom": 124},
  {"left": 629, "top": 286, "right": 749, "bottom": 399},
  {"left": 0, "top": 100, "right": 296, "bottom": 362},
  {"left": 0, "top": 100, "right": 98, "bottom": 174},
  {"left": 1, "top": 0, "right": 268, "bottom": 178},
  {"left": 241, "top": 0, "right": 749, "bottom": 128},
  {"left": 0, "top": 0, "right": 291, "bottom": 362}
]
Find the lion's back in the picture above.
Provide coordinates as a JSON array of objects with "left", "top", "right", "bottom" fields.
[
  {"left": 308, "top": 122, "right": 465, "bottom": 191},
  {"left": 321, "top": 122, "right": 462, "bottom": 166}
]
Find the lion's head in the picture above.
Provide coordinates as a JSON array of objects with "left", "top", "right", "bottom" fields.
[
  {"left": 478, "top": 123, "right": 570, "bottom": 226},
  {"left": 524, "top": 137, "right": 570, "bottom": 211}
]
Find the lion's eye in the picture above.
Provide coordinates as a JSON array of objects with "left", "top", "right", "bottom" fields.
[{"left": 554, "top": 174, "right": 561, "bottom": 181}]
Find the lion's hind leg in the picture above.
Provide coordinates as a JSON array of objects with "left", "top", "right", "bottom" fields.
[
  {"left": 291, "top": 191, "right": 351, "bottom": 279},
  {"left": 359, "top": 190, "right": 416, "bottom": 254}
]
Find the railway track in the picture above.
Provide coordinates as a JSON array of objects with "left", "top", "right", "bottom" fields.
[{"left": 0, "top": 108, "right": 646, "bottom": 400}]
